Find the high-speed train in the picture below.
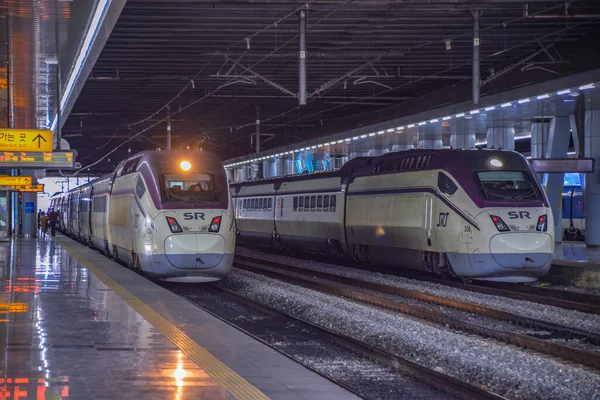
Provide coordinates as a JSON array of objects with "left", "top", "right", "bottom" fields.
[
  {"left": 231, "top": 149, "right": 555, "bottom": 282},
  {"left": 51, "top": 150, "right": 235, "bottom": 282}
]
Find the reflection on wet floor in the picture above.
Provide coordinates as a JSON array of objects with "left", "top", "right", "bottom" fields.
[
  {"left": 554, "top": 241, "right": 600, "bottom": 264},
  {"left": 0, "top": 237, "right": 234, "bottom": 399}
]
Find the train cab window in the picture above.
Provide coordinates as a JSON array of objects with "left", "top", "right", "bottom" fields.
[
  {"left": 136, "top": 176, "right": 146, "bottom": 198},
  {"left": 476, "top": 171, "right": 540, "bottom": 201},
  {"left": 310, "top": 196, "right": 316, "bottom": 211},
  {"left": 330, "top": 195, "right": 337, "bottom": 212},
  {"left": 304, "top": 196, "right": 310, "bottom": 211},
  {"left": 162, "top": 173, "right": 218, "bottom": 203},
  {"left": 293, "top": 196, "right": 298, "bottom": 212},
  {"left": 317, "top": 196, "right": 323, "bottom": 211},
  {"left": 323, "top": 195, "right": 330, "bottom": 212},
  {"left": 438, "top": 172, "right": 458, "bottom": 196},
  {"left": 298, "top": 196, "right": 304, "bottom": 211},
  {"left": 268, "top": 198, "right": 273, "bottom": 211}
]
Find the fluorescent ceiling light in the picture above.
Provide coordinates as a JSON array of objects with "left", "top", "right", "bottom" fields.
[
  {"left": 579, "top": 83, "right": 595, "bottom": 90},
  {"left": 317, "top": 144, "right": 323, "bottom": 147},
  {"left": 484, "top": 106, "right": 495, "bottom": 111},
  {"left": 518, "top": 98, "right": 530, "bottom": 104},
  {"left": 442, "top": 116, "right": 452, "bottom": 120},
  {"left": 369, "top": 133, "right": 376, "bottom": 137},
  {"left": 418, "top": 121, "right": 427, "bottom": 126},
  {"left": 557, "top": 89, "right": 571, "bottom": 95},
  {"left": 360, "top": 135, "right": 367, "bottom": 138},
  {"left": 470, "top": 110, "right": 480, "bottom": 115},
  {"left": 456, "top": 113, "right": 466, "bottom": 118},
  {"left": 396, "top": 126, "right": 404, "bottom": 130},
  {"left": 501, "top": 102, "right": 512, "bottom": 107},
  {"left": 352, "top": 136, "right": 359, "bottom": 140},
  {"left": 407, "top": 124, "right": 416, "bottom": 128},
  {"left": 429, "top": 119, "right": 439, "bottom": 123},
  {"left": 536, "top": 94, "right": 550, "bottom": 99},
  {"left": 386, "top": 129, "right": 394, "bottom": 133}
]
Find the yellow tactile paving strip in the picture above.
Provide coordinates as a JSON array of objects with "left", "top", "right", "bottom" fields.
[{"left": 56, "top": 238, "right": 270, "bottom": 400}]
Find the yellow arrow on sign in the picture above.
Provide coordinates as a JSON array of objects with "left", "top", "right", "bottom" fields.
[
  {"left": 0, "top": 129, "right": 53, "bottom": 152},
  {"left": 0, "top": 176, "right": 34, "bottom": 186}
]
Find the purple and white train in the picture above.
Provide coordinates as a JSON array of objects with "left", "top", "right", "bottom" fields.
[
  {"left": 231, "top": 149, "right": 554, "bottom": 282},
  {"left": 51, "top": 150, "right": 235, "bottom": 282}
]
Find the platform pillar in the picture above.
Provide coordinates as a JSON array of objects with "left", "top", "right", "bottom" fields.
[
  {"left": 21, "top": 176, "right": 37, "bottom": 238},
  {"left": 584, "top": 109, "right": 600, "bottom": 246},
  {"left": 418, "top": 123, "right": 442, "bottom": 149},
  {"left": 486, "top": 126, "right": 515, "bottom": 150},
  {"left": 545, "top": 116, "right": 571, "bottom": 243},
  {"left": 450, "top": 118, "right": 476, "bottom": 149}
]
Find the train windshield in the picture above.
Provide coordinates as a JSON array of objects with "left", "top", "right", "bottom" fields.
[
  {"left": 162, "top": 173, "right": 219, "bottom": 203},
  {"left": 476, "top": 171, "right": 540, "bottom": 201}
]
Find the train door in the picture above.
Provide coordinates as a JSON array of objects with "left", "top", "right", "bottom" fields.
[{"left": 424, "top": 193, "right": 436, "bottom": 248}]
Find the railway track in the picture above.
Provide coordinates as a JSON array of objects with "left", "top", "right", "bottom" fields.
[
  {"left": 240, "top": 246, "right": 600, "bottom": 315},
  {"left": 234, "top": 254, "right": 600, "bottom": 370},
  {"left": 170, "top": 283, "right": 504, "bottom": 400}
]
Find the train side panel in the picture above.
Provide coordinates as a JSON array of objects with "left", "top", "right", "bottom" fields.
[{"left": 233, "top": 183, "right": 276, "bottom": 244}]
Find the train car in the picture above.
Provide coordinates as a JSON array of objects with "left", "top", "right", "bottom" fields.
[
  {"left": 231, "top": 149, "right": 554, "bottom": 282},
  {"left": 52, "top": 150, "right": 235, "bottom": 282}
]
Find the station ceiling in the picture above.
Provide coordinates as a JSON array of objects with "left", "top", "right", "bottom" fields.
[{"left": 65, "top": 0, "right": 600, "bottom": 173}]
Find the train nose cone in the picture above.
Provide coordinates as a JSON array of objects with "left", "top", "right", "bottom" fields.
[
  {"left": 489, "top": 233, "right": 553, "bottom": 269},
  {"left": 164, "top": 234, "right": 225, "bottom": 269}
]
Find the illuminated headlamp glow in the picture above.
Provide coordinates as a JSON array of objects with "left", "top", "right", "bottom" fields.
[
  {"left": 489, "top": 158, "right": 503, "bottom": 167},
  {"left": 179, "top": 160, "right": 192, "bottom": 171}
]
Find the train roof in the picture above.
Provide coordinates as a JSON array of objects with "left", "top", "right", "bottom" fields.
[{"left": 231, "top": 148, "right": 531, "bottom": 188}]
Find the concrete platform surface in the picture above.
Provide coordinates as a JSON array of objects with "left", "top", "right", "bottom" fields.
[{"left": 0, "top": 236, "right": 360, "bottom": 400}]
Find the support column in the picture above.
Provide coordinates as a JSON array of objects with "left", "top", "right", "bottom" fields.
[
  {"left": 21, "top": 176, "right": 36, "bottom": 237},
  {"left": 275, "top": 157, "right": 284, "bottom": 177},
  {"left": 472, "top": 9, "right": 481, "bottom": 105},
  {"left": 418, "top": 123, "right": 442, "bottom": 149},
  {"left": 530, "top": 119, "right": 551, "bottom": 159},
  {"left": 545, "top": 116, "right": 571, "bottom": 243},
  {"left": 584, "top": 109, "right": 600, "bottom": 246},
  {"left": 486, "top": 126, "right": 515, "bottom": 150},
  {"left": 450, "top": 118, "right": 476, "bottom": 149},
  {"left": 298, "top": 9, "right": 307, "bottom": 106}
]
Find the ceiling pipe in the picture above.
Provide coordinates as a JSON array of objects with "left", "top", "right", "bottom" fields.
[
  {"left": 472, "top": 9, "right": 480, "bottom": 105},
  {"left": 524, "top": 3, "right": 600, "bottom": 19},
  {"left": 298, "top": 8, "right": 307, "bottom": 106}
]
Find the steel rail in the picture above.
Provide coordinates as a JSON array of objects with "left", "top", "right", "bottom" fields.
[
  {"left": 235, "top": 256, "right": 600, "bottom": 370},
  {"left": 174, "top": 284, "right": 505, "bottom": 400}
]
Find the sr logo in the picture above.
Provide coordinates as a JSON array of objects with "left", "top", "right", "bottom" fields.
[
  {"left": 183, "top": 212, "right": 206, "bottom": 220},
  {"left": 507, "top": 211, "right": 531, "bottom": 219}
]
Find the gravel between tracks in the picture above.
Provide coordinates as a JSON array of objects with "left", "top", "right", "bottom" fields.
[
  {"left": 219, "top": 268, "right": 600, "bottom": 400},
  {"left": 236, "top": 247, "right": 600, "bottom": 334}
]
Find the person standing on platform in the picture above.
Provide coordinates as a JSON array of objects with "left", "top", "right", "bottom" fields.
[
  {"left": 48, "top": 208, "right": 58, "bottom": 237},
  {"left": 38, "top": 209, "right": 42, "bottom": 230},
  {"left": 40, "top": 212, "right": 48, "bottom": 237}
]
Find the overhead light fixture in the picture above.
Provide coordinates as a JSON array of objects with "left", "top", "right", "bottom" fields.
[
  {"left": 386, "top": 129, "right": 394, "bottom": 133},
  {"left": 429, "top": 119, "right": 439, "bottom": 123},
  {"left": 369, "top": 133, "right": 376, "bottom": 137},
  {"left": 579, "top": 83, "right": 595, "bottom": 90},
  {"left": 442, "top": 116, "right": 452, "bottom": 120},
  {"left": 501, "top": 102, "right": 512, "bottom": 108},
  {"left": 484, "top": 106, "right": 495, "bottom": 111},
  {"left": 418, "top": 121, "right": 427, "bottom": 126},
  {"left": 317, "top": 144, "right": 323, "bottom": 147},
  {"left": 396, "top": 126, "right": 404, "bottom": 130},
  {"left": 352, "top": 136, "right": 359, "bottom": 140},
  {"left": 311, "top": 145, "right": 317, "bottom": 149},
  {"left": 456, "top": 113, "right": 466, "bottom": 118},
  {"left": 360, "top": 135, "right": 367, "bottom": 138},
  {"left": 378, "top": 131, "right": 385, "bottom": 135},
  {"left": 324, "top": 143, "right": 330, "bottom": 146},
  {"left": 337, "top": 140, "right": 344, "bottom": 143},
  {"left": 536, "top": 94, "right": 550, "bottom": 100},
  {"left": 407, "top": 124, "right": 416, "bottom": 128},
  {"left": 518, "top": 98, "right": 530, "bottom": 104},
  {"left": 557, "top": 89, "right": 571, "bottom": 95},
  {"left": 470, "top": 110, "right": 480, "bottom": 115},
  {"left": 345, "top": 138, "right": 351, "bottom": 142}
]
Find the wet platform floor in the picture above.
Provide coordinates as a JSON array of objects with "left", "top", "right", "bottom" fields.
[
  {"left": 554, "top": 242, "right": 600, "bottom": 266},
  {"left": 0, "top": 237, "right": 235, "bottom": 400}
]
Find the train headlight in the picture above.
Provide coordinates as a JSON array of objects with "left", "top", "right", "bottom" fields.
[
  {"left": 180, "top": 160, "right": 192, "bottom": 171},
  {"left": 209, "top": 216, "right": 221, "bottom": 233},
  {"left": 166, "top": 216, "right": 183, "bottom": 233},
  {"left": 490, "top": 215, "right": 510, "bottom": 232},
  {"left": 489, "top": 158, "right": 503, "bottom": 167},
  {"left": 536, "top": 215, "right": 548, "bottom": 232}
]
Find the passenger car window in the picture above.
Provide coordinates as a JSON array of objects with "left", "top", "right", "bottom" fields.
[
  {"left": 330, "top": 195, "right": 337, "bottom": 212},
  {"left": 268, "top": 198, "right": 272, "bottom": 211},
  {"left": 317, "top": 195, "right": 323, "bottom": 211},
  {"left": 293, "top": 196, "right": 298, "bottom": 212},
  {"left": 310, "top": 196, "right": 316, "bottom": 211},
  {"left": 323, "top": 195, "right": 329, "bottom": 212},
  {"left": 438, "top": 172, "right": 458, "bottom": 196},
  {"left": 136, "top": 176, "right": 146, "bottom": 198},
  {"left": 298, "top": 196, "right": 304, "bottom": 211}
]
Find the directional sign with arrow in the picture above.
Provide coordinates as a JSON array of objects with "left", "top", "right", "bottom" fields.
[
  {"left": 0, "top": 176, "right": 36, "bottom": 187},
  {"left": 0, "top": 129, "right": 52, "bottom": 152}
]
